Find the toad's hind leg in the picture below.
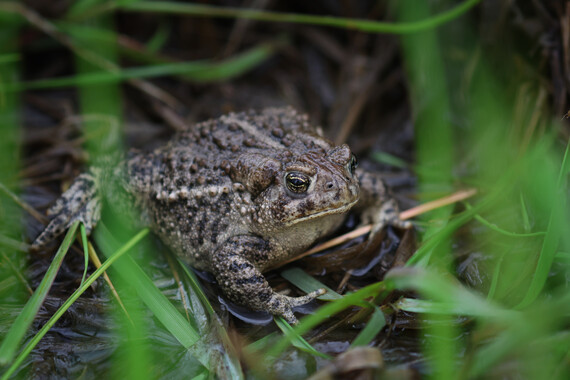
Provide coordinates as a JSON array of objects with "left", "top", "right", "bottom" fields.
[
  {"left": 211, "top": 236, "right": 325, "bottom": 325},
  {"left": 31, "top": 172, "right": 102, "bottom": 249}
]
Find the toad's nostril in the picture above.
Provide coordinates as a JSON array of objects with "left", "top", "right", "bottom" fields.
[{"left": 326, "top": 182, "right": 334, "bottom": 190}]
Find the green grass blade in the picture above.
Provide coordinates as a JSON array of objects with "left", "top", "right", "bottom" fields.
[
  {"left": 486, "top": 252, "right": 504, "bottom": 301},
  {"left": 280, "top": 267, "right": 342, "bottom": 300},
  {"left": 274, "top": 317, "right": 332, "bottom": 360},
  {"left": 406, "top": 205, "right": 480, "bottom": 266},
  {"left": 114, "top": 0, "right": 481, "bottom": 35},
  {"left": 178, "top": 43, "right": 275, "bottom": 82},
  {"left": 176, "top": 258, "right": 218, "bottom": 317},
  {"left": 515, "top": 199, "right": 565, "bottom": 309},
  {"left": 145, "top": 20, "right": 170, "bottom": 53},
  {"left": 0, "top": 53, "right": 19, "bottom": 64},
  {"left": 468, "top": 293, "right": 570, "bottom": 377},
  {"left": 79, "top": 223, "right": 89, "bottom": 285},
  {"left": 0, "top": 228, "right": 149, "bottom": 380},
  {"left": 65, "top": 0, "right": 141, "bottom": 20},
  {"left": 519, "top": 192, "right": 532, "bottom": 232},
  {"left": 371, "top": 151, "right": 409, "bottom": 169},
  {"left": 176, "top": 260, "right": 244, "bottom": 379},
  {"left": 0, "top": 221, "right": 79, "bottom": 365},
  {"left": 385, "top": 267, "right": 514, "bottom": 322},
  {"left": 350, "top": 305, "right": 386, "bottom": 347},
  {"left": 555, "top": 252, "right": 570, "bottom": 261},
  {"left": 394, "top": 298, "right": 510, "bottom": 319},
  {"left": 0, "top": 233, "right": 28, "bottom": 253},
  {"left": 93, "top": 226, "right": 200, "bottom": 349},
  {"left": 66, "top": 0, "right": 103, "bottom": 18},
  {"left": 245, "top": 332, "right": 278, "bottom": 355},
  {"left": 0, "top": 5, "right": 26, "bottom": 357},
  {"left": 6, "top": 44, "right": 275, "bottom": 91},
  {"left": 555, "top": 139, "right": 570, "bottom": 187},
  {"left": 267, "top": 281, "right": 387, "bottom": 358},
  {"left": 396, "top": 0, "right": 454, "bottom": 271},
  {"left": 0, "top": 250, "right": 30, "bottom": 295},
  {"left": 470, "top": 331, "right": 570, "bottom": 378},
  {"left": 110, "top": 283, "right": 153, "bottom": 380},
  {"left": 394, "top": 23, "right": 461, "bottom": 376},
  {"left": 516, "top": 141, "right": 570, "bottom": 308},
  {"left": 464, "top": 201, "right": 546, "bottom": 238},
  {"left": 71, "top": 11, "right": 152, "bottom": 379},
  {"left": 71, "top": 14, "right": 123, "bottom": 159}
]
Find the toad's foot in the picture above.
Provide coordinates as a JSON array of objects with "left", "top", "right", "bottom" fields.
[
  {"left": 361, "top": 198, "right": 412, "bottom": 238},
  {"left": 267, "top": 288, "right": 326, "bottom": 325},
  {"left": 212, "top": 236, "right": 326, "bottom": 325},
  {"left": 31, "top": 172, "right": 102, "bottom": 250},
  {"left": 356, "top": 170, "right": 412, "bottom": 238}
]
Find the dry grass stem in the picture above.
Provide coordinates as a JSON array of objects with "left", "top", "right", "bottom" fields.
[{"left": 87, "top": 241, "right": 131, "bottom": 323}]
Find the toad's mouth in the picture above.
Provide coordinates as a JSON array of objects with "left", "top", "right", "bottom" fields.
[{"left": 285, "top": 199, "right": 359, "bottom": 226}]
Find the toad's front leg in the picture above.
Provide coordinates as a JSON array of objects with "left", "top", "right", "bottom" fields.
[
  {"left": 31, "top": 172, "right": 102, "bottom": 249},
  {"left": 211, "top": 235, "right": 325, "bottom": 325},
  {"left": 356, "top": 170, "right": 412, "bottom": 236}
]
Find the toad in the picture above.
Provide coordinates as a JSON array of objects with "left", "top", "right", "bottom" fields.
[{"left": 32, "top": 107, "right": 410, "bottom": 324}]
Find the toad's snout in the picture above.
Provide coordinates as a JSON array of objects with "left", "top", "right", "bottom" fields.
[{"left": 319, "top": 172, "right": 359, "bottom": 203}]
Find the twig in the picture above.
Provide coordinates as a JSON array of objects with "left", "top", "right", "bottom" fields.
[{"left": 399, "top": 188, "right": 477, "bottom": 220}]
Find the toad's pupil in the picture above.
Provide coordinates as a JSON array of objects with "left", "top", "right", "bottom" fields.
[
  {"left": 286, "top": 172, "right": 310, "bottom": 193},
  {"left": 290, "top": 177, "right": 303, "bottom": 186}
]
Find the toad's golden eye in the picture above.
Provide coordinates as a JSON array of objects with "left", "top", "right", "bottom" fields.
[
  {"left": 347, "top": 155, "right": 357, "bottom": 175},
  {"left": 285, "top": 172, "right": 311, "bottom": 194}
]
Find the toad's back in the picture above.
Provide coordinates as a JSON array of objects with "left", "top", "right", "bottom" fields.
[{"left": 122, "top": 108, "right": 336, "bottom": 270}]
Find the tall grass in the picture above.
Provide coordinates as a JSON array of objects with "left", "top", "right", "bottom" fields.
[
  {"left": 396, "top": 2, "right": 458, "bottom": 378},
  {"left": 0, "top": 2, "right": 26, "bottom": 377}
]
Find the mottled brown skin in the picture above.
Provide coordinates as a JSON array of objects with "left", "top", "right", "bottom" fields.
[{"left": 32, "top": 107, "right": 409, "bottom": 324}]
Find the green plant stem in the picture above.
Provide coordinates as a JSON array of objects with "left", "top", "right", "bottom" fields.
[{"left": 91, "top": 0, "right": 485, "bottom": 34}]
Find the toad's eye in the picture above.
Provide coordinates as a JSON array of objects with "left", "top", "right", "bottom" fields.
[
  {"left": 347, "top": 155, "right": 358, "bottom": 175},
  {"left": 285, "top": 172, "right": 311, "bottom": 194}
]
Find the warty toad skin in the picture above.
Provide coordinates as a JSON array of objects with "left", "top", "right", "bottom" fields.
[{"left": 32, "top": 107, "right": 410, "bottom": 324}]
